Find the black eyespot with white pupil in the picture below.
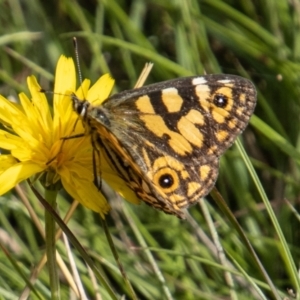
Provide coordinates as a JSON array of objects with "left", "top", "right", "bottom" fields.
[
  {"left": 214, "top": 94, "right": 228, "bottom": 108},
  {"left": 159, "top": 173, "right": 174, "bottom": 188}
]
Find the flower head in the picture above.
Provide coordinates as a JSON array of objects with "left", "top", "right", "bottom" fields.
[{"left": 0, "top": 55, "right": 137, "bottom": 217}]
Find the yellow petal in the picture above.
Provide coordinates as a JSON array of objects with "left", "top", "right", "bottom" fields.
[
  {"left": 87, "top": 74, "right": 115, "bottom": 105},
  {"left": 27, "top": 76, "right": 52, "bottom": 134},
  {"left": 76, "top": 79, "right": 91, "bottom": 100},
  {"left": 59, "top": 161, "right": 93, "bottom": 182},
  {"left": 0, "top": 127, "right": 49, "bottom": 163},
  {"left": 0, "top": 155, "right": 18, "bottom": 173},
  {"left": 53, "top": 56, "right": 86, "bottom": 140},
  {"left": 0, "top": 161, "right": 44, "bottom": 195},
  {"left": 0, "top": 130, "right": 25, "bottom": 150},
  {"left": 54, "top": 56, "right": 76, "bottom": 101},
  {"left": 62, "top": 176, "right": 110, "bottom": 218},
  {"left": 0, "top": 94, "right": 25, "bottom": 126}
]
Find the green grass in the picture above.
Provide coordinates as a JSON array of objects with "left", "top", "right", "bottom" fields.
[{"left": 0, "top": 0, "right": 300, "bottom": 299}]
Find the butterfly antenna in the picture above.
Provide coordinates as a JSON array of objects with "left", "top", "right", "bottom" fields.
[
  {"left": 72, "top": 37, "right": 86, "bottom": 133},
  {"left": 73, "top": 37, "right": 83, "bottom": 86}
]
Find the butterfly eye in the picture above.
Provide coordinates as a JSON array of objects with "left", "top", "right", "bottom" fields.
[
  {"left": 213, "top": 94, "right": 228, "bottom": 108},
  {"left": 70, "top": 94, "right": 89, "bottom": 117}
]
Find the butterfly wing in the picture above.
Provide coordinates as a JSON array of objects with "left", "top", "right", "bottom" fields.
[{"left": 88, "top": 74, "right": 256, "bottom": 217}]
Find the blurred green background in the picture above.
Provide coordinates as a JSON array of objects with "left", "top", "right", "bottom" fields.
[{"left": 0, "top": 0, "right": 300, "bottom": 299}]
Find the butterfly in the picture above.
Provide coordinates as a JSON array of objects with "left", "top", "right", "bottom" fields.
[{"left": 71, "top": 74, "right": 256, "bottom": 218}]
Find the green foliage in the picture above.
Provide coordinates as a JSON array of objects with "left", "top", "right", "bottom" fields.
[{"left": 0, "top": 0, "right": 299, "bottom": 299}]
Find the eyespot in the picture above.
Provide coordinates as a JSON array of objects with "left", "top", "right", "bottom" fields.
[
  {"left": 153, "top": 167, "right": 179, "bottom": 193},
  {"left": 159, "top": 173, "right": 174, "bottom": 188},
  {"left": 214, "top": 94, "right": 228, "bottom": 108}
]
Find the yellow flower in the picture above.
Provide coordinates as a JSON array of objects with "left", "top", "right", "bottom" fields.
[{"left": 0, "top": 55, "right": 121, "bottom": 217}]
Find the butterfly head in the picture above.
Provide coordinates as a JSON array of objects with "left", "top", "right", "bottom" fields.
[{"left": 70, "top": 93, "right": 90, "bottom": 121}]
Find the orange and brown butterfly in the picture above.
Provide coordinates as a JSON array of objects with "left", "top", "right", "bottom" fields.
[{"left": 71, "top": 74, "right": 256, "bottom": 219}]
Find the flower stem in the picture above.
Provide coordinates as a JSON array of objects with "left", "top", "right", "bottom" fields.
[{"left": 45, "top": 189, "right": 60, "bottom": 300}]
